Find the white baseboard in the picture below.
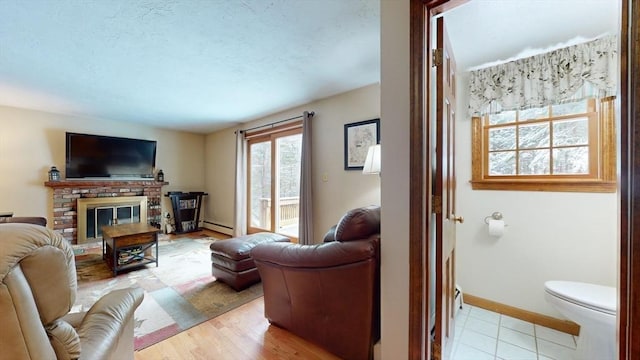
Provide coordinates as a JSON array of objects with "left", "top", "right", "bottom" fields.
[{"left": 202, "top": 221, "right": 233, "bottom": 236}]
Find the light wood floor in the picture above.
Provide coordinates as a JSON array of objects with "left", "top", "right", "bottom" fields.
[
  {"left": 134, "top": 228, "right": 340, "bottom": 360},
  {"left": 134, "top": 297, "right": 340, "bottom": 360}
]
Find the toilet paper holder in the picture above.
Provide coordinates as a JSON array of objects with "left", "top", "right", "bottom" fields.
[{"left": 484, "top": 212, "right": 504, "bottom": 224}]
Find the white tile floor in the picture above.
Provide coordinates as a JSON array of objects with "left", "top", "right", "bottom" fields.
[{"left": 448, "top": 303, "right": 577, "bottom": 360}]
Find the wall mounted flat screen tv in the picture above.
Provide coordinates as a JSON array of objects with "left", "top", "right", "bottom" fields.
[{"left": 65, "top": 132, "right": 157, "bottom": 179}]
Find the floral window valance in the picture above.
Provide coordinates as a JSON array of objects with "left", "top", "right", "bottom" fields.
[{"left": 468, "top": 35, "right": 618, "bottom": 117}]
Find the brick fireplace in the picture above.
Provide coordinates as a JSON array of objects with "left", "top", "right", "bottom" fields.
[{"left": 44, "top": 180, "right": 168, "bottom": 244}]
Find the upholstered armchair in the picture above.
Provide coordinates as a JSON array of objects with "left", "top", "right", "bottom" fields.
[
  {"left": 0, "top": 216, "right": 47, "bottom": 226},
  {"left": 251, "top": 205, "right": 380, "bottom": 360},
  {"left": 0, "top": 222, "right": 143, "bottom": 360}
]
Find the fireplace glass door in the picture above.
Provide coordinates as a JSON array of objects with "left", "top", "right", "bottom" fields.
[{"left": 86, "top": 205, "right": 141, "bottom": 239}]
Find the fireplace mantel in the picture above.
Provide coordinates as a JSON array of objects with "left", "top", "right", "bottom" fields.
[
  {"left": 45, "top": 180, "right": 169, "bottom": 188},
  {"left": 45, "top": 180, "right": 169, "bottom": 244}
]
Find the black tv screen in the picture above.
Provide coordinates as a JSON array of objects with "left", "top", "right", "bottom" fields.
[{"left": 65, "top": 132, "right": 157, "bottom": 179}]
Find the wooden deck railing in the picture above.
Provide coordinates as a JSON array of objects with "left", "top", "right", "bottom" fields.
[{"left": 258, "top": 197, "right": 299, "bottom": 228}]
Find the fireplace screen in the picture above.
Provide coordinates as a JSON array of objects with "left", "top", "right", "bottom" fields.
[
  {"left": 76, "top": 195, "right": 148, "bottom": 243},
  {"left": 86, "top": 205, "right": 141, "bottom": 239}
]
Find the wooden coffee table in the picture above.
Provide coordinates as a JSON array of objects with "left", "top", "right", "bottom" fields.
[{"left": 102, "top": 223, "right": 160, "bottom": 276}]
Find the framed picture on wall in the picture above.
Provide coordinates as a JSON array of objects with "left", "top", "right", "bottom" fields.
[{"left": 344, "top": 118, "right": 380, "bottom": 170}]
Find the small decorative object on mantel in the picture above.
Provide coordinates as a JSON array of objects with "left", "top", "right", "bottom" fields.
[
  {"left": 157, "top": 169, "right": 164, "bottom": 182},
  {"left": 48, "top": 166, "right": 61, "bottom": 181}
]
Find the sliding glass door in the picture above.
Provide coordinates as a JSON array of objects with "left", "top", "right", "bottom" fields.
[{"left": 248, "top": 126, "right": 302, "bottom": 240}]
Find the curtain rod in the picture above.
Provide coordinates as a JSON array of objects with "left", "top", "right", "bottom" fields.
[{"left": 238, "top": 111, "right": 314, "bottom": 134}]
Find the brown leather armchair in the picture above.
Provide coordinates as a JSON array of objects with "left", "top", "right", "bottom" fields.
[
  {"left": 0, "top": 222, "right": 143, "bottom": 360},
  {"left": 251, "top": 205, "right": 380, "bottom": 360}
]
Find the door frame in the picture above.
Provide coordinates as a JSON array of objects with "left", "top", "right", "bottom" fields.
[
  {"left": 245, "top": 122, "right": 303, "bottom": 240},
  {"left": 408, "top": 0, "right": 637, "bottom": 359}
]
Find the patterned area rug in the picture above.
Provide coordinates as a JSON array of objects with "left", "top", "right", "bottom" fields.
[{"left": 73, "top": 237, "right": 263, "bottom": 350}]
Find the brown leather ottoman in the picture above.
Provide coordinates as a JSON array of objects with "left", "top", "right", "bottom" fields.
[{"left": 210, "top": 232, "right": 290, "bottom": 291}]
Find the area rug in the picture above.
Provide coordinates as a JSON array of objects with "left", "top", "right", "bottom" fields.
[{"left": 72, "top": 237, "right": 264, "bottom": 350}]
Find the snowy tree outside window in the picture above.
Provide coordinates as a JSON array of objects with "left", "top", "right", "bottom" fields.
[{"left": 486, "top": 99, "right": 591, "bottom": 176}]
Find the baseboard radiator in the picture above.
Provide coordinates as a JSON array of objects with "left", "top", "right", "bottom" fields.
[
  {"left": 463, "top": 293, "right": 580, "bottom": 336},
  {"left": 202, "top": 221, "right": 233, "bottom": 236}
]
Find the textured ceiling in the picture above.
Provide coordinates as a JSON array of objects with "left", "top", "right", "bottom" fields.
[
  {"left": 0, "top": 0, "right": 618, "bottom": 134},
  {"left": 0, "top": 0, "right": 380, "bottom": 133},
  {"left": 445, "top": 0, "right": 618, "bottom": 70}
]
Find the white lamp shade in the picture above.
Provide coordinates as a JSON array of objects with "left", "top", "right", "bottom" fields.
[{"left": 362, "top": 144, "right": 381, "bottom": 175}]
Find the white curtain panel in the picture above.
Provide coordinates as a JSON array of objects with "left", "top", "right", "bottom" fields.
[
  {"left": 233, "top": 130, "right": 247, "bottom": 237},
  {"left": 298, "top": 111, "right": 314, "bottom": 244},
  {"left": 468, "top": 35, "right": 618, "bottom": 116}
]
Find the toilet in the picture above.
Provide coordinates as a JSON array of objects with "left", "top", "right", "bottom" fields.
[{"left": 544, "top": 281, "right": 616, "bottom": 360}]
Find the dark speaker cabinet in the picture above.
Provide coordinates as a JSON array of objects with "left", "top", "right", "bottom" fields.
[{"left": 166, "top": 191, "right": 207, "bottom": 234}]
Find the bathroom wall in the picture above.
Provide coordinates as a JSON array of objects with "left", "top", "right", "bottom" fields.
[{"left": 454, "top": 71, "right": 618, "bottom": 317}]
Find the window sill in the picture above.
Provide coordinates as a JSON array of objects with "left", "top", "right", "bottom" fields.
[{"left": 470, "top": 179, "right": 617, "bottom": 193}]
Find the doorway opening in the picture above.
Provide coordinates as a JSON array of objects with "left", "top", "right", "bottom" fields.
[{"left": 410, "top": 1, "right": 620, "bottom": 354}]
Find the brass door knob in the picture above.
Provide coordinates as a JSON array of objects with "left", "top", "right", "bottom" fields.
[{"left": 452, "top": 215, "right": 464, "bottom": 223}]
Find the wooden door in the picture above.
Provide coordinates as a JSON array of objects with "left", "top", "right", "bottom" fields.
[{"left": 432, "top": 15, "right": 460, "bottom": 360}]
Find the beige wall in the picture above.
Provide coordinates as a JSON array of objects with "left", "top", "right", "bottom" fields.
[
  {"left": 204, "top": 84, "right": 381, "bottom": 241},
  {"left": 380, "top": 0, "right": 410, "bottom": 357},
  {"left": 0, "top": 105, "right": 206, "bottom": 224}
]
